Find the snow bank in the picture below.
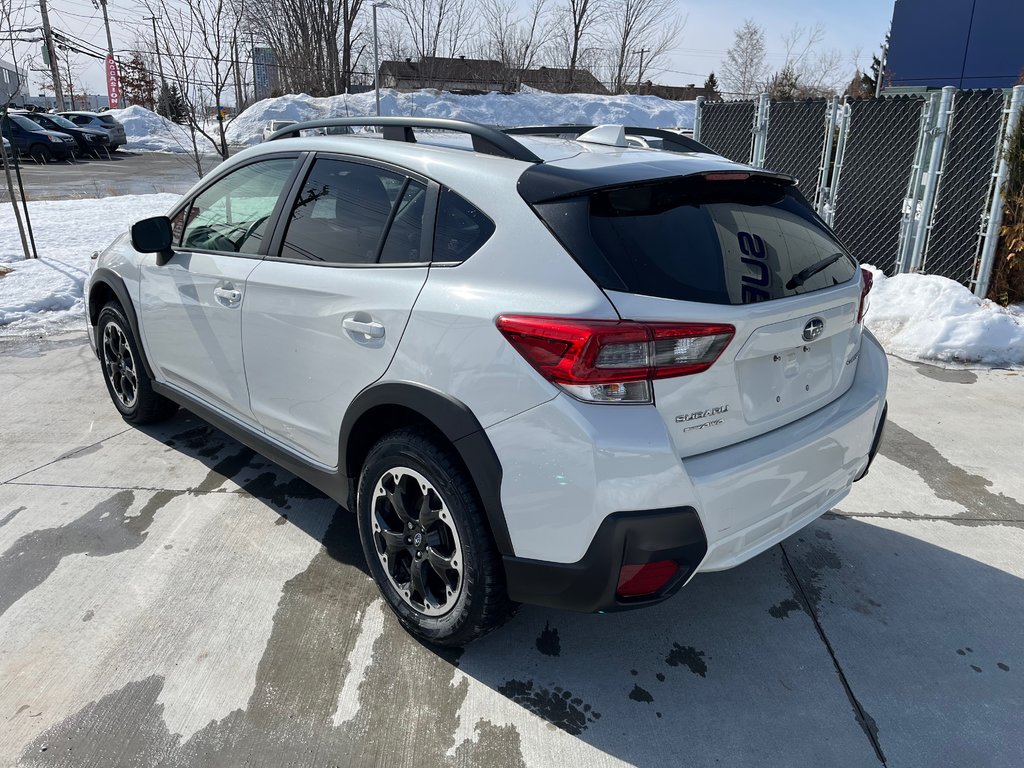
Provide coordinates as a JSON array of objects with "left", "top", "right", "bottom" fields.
[
  {"left": 107, "top": 105, "right": 197, "bottom": 153},
  {"left": 864, "top": 266, "right": 1024, "bottom": 366},
  {"left": 226, "top": 88, "right": 696, "bottom": 146},
  {"left": 0, "top": 194, "right": 179, "bottom": 335}
]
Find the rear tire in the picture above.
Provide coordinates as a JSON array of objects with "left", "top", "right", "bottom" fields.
[
  {"left": 356, "top": 428, "right": 515, "bottom": 646},
  {"left": 96, "top": 302, "right": 178, "bottom": 425}
]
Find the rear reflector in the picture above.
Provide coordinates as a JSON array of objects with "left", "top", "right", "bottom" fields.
[
  {"left": 616, "top": 560, "right": 680, "bottom": 598},
  {"left": 496, "top": 315, "right": 734, "bottom": 404},
  {"left": 858, "top": 267, "right": 873, "bottom": 323}
]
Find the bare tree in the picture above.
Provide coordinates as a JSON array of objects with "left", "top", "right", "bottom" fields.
[
  {"left": 719, "top": 18, "right": 768, "bottom": 99},
  {"left": 379, "top": 0, "right": 478, "bottom": 88},
  {"left": 548, "top": 0, "right": 605, "bottom": 92},
  {"left": 478, "top": 0, "right": 551, "bottom": 88},
  {"left": 776, "top": 23, "right": 845, "bottom": 97},
  {"left": 602, "top": 0, "right": 683, "bottom": 94},
  {"left": 148, "top": 0, "right": 242, "bottom": 171}
]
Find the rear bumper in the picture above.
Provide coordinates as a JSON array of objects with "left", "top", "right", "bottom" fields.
[{"left": 489, "top": 332, "right": 888, "bottom": 612}]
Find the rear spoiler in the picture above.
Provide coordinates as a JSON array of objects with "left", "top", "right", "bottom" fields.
[{"left": 518, "top": 160, "right": 797, "bottom": 204}]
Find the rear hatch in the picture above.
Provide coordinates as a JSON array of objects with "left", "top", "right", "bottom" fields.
[{"left": 530, "top": 171, "right": 867, "bottom": 457}]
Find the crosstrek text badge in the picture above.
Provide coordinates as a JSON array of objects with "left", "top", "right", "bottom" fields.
[
  {"left": 676, "top": 405, "right": 729, "bottom": 423},
  {"left": 802, "top": 317, "right": 825, "bottom": 342}
]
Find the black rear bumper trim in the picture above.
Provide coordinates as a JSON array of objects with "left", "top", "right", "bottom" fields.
[{"left": 503, "top": 506, "right": 708, "bottom": 613}]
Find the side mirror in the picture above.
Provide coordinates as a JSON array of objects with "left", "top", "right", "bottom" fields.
[{"left": 130, "top": 216, "right": 174, "bottom": 265}]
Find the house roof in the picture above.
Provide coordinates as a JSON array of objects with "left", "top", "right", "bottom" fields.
[{"left": 520, "top": 66, "right": 610, "bottom": 95}]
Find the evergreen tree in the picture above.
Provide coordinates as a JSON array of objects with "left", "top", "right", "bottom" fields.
[
  {"left": 766, "top": 63, "right": 800, "bottom": 100},
  {"left": 158, "top": 83, "right": 189, "bottom": 124},
  {"left": 703, "top": 71, "right": 722, "bottom": 100}
]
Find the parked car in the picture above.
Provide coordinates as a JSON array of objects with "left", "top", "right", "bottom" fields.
[
  {"left": 21, "top": 112, "right": 110, "bottom": 157},
  {"left": 262, "top": 120, "right": 297, "bottom": 141},
  {"left": 58, "top": 111, "right": 127, "bottom": 150},
  {"left": 0, "top": 114, "right": 76, "bottom": 162},
  {"left": 85, "top": 118, "right": 888, "bottom": 646}
]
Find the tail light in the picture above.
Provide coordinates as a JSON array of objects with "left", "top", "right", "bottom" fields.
[
  {"left": 496, "top": 315, "right": 734, "bottom": 404},
  {"left": 616, "top": 560, "right": 680, "bottom": 598},
  {"left": 857, "top": 268, "right": 873, "bottom": 323}
]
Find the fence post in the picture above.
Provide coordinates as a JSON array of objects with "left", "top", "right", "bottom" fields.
[
  {"left": 693, "top": 96, "right": 705, "bottom": 143},
  {"left": 750, "top": 92, "right": 770, "bottom": 167},
  {"left": 815, "top": 96, "right": 840, "bottom": 216},
  {"left": 897, "top": 92, "right": 937, "bottom": 272},
  {"left": 824, "top": 101, "right": 851, "bottom": 227},
  {"left": 974, "top": 84, "right": 1024, "bottom": 298},
  {"left": 909, "top": 85, "right": 956, "bottom": 272}
]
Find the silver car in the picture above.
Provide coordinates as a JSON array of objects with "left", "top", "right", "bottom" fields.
[{"left": 59, "top": 111, "right": 127, "bottom": 150}]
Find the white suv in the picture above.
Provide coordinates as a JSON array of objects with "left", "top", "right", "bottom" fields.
[{"left": 86, "top": 118, "right": 888, "bottom": 646}]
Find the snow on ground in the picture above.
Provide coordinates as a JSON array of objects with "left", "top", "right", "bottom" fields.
[
  {"left": 226, "top": 88, "right": 695, "bottom": 146},
  {"left": 107, "top": 105, "right": 198, "bottom": 153},
  {"left": 1, "top": 196, "right": 1022, "bottom": 368},
  {"left": 863, "top": 266, "right": 1024, "bottom": 367},
  {"left": 107, "top": 90, "right": 696, "bottom": 152},
  {"left": 0, "top": 194, "right": 178, "bottom": 335}
]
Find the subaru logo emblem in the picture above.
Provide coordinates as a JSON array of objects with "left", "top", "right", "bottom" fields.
[{"left": 802, "top": 317, "right": 825, "bottom": 342}]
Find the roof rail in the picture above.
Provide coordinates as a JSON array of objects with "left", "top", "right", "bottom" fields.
[
  {"left": 503, "top": 125, "right": 714, "bottom": 155},
  {"left": 268, "top": 117, "right": 543, "bottom": 163}
]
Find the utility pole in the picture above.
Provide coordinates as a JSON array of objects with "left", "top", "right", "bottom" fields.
[
  {"left": 144, "top": 16, "right": 166, "bottom": 86},
  {"left": 97, "top": 0, "right": 121, "bottom": 107},
  {"left": 634, "top": 48, "right": 650, "bottom": 93},
  {"left": 38, "top": 0, "right": 65, "bottom": 111}
]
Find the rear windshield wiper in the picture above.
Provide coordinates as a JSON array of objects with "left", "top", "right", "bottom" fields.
[{"left": 785, "top": 251, "right": 847, "bottom": 290}]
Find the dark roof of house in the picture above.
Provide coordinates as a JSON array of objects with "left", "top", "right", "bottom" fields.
[
  {"left": 379, "top": 57, "right": 511, "bottom": 89},
  {"left": 520, "top": 66, "right": 609, "bottom": 95}
]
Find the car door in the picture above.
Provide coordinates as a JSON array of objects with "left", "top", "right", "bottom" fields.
[
  {"left": 138, "top": 154, "right": 300, "bottom": 425},
  {"left": 242, "top": 155, "right": 435, "bottom": 466}
]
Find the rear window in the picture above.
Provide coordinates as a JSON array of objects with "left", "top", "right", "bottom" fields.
[{"left": 534, "top": 175, "right": 857, "bottom": 305}]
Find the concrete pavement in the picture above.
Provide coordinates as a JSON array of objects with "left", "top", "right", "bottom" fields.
[{"left": 0, "top": 332, "right": 1021, "bottom": 767}]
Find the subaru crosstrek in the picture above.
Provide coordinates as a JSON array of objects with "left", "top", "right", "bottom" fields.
[{"left": 86, "top": 118, "right": 888, "bottom": 646}]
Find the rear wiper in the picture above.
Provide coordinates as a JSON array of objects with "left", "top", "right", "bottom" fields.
[{"left": 785, "top": 251, "right": 846, "bottom": 290}]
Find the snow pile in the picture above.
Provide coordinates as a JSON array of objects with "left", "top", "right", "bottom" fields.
[
  {"left": 107, "top": 105, "right": 196, "bottom": 153},
  {"left": 0, "top": 194, "right": 179, "bottom": 335},
  {"left": 226, "top": 89, "right": 696, "bottom": 146},
  {"left": 864, "top": 266, "right": 1024, "bottom": 366}
]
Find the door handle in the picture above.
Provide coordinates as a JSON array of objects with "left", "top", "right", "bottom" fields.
[
  {"left": 342, "top": 317, "right": 386, "bottom": 339},
  {"left": 213, "top": 286, "right": 242, "bottom": 305}
]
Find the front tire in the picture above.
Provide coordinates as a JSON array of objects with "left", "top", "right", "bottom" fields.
[
  {"left": 29, "top": 144, "right": 51, "bottom": 163},
  {"left": 96, "top": 302, "right": 178, "bottom": 424},
  {"left": 356, "top": 428, "right": 515, "bottom": 646}
]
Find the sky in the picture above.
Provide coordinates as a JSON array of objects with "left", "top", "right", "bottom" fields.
[{"left": 4, "top": 0, "right": 895, "bottom": 101}]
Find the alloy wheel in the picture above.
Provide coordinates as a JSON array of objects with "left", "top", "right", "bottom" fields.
[
  {"left": 102, "top": 322, "right": 139, "bottom": 409},
  {"left": 371, "top": 466, "right": 463, "bottom": 616}
]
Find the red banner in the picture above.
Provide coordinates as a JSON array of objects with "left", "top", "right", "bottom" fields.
[{"left": 105, "top": 55, "right": 121, "bottom": 109}]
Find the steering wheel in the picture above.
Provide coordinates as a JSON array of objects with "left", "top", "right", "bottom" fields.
[{"left": 237, "top": 215, "right": 270, "bottom": 248}]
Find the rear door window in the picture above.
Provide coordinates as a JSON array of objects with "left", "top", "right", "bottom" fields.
[{"left": 534, "top": 175, "right": 857, "bottom": 304}]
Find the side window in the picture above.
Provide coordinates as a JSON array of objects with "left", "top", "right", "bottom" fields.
[
  {"left": 280, "top": 159, "right": 414, "bottom": 264},
  {"left": 379, "top": 180, "right": 428, "bottom": 263},
  {"left": 433, "top": 188, "right": 495, "bottom": 263},
  {"left": 181, "top": 158, "right": 296, "bottom": 254},
  {"left": 71, "top": 116, "right": 89, "bottom": 126}
]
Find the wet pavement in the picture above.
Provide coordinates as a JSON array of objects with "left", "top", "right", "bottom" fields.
[{"left": 0, "top": 333, "right": 1021, "bottom": 767}]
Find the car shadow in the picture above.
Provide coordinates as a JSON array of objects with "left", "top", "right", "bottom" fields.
[{"left": 119, "top": 407, "right": 1023, "bottom": 768}]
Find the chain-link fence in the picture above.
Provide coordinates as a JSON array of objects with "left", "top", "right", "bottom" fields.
[
  {"left": 695, "top": 88, "right": 1023, "bottom": 295},
  {"left": 697, "top": 101, "right": 755, "bottom": 164},
  {"left": 762, "top": 100, "right": 830, "bottom": 202},
  {"left": 832, "top": 97, "right": 925, "bottom": 275},
  {"left": 922, "top": 90, "right": 1006, "bottom": 285}
]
